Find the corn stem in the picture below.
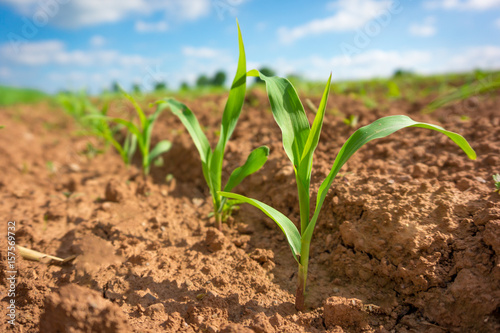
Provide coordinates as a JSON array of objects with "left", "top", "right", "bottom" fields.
[
  {"left": 296, "top": 235, "right": 311, "bottom": 311},
  {"left": 214, "top": 209, "right": 222, "bottom": 231}
]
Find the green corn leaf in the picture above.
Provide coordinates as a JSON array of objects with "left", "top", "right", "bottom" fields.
[
  {"left": 216, "top": 21, "right": 247, "bottom": 151},
  {"left": 148, "top": 140, "right": 172, "bottom": 163},
  {"left": 303, "top": 115, "right": 477, "bottom": 244},
  {"left": 210, "top": 21, "right": 247, "bottom": 200},
  {"left": 158, "top": 99, "right": 211, "bottom": 164},
  {"left": 124, "top": 132, "right": 137, "bottom": 164},
  {"left": 300, "top": 73, "right": 331, "bottom": 167},
  {"left": 296, "top": 74, "right": 332, "bottom": 214},
  {"left": 108, "top": 118, "right": 142, "bottom": 143},
  {"left": 253, "top": 72, "right": 310, "bottom": 168},
  {"left": 219, "top": 191, "right": 301, "bottom": 262},
  {"left": 426, "top": 76, "right": 500, "bottom": 112},
  {"left": 121, "top": 88, "right": 147, "bottom": 130},
  {"left": 224, "top": 146, "right": 270, "bottom": 192},
  {"left": 144, "top": 105, "right": 165, "bottom": 161}
]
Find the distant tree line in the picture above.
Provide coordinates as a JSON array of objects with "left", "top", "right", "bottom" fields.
[
  {"left": 195, "top": 70, "right": 227, "bottom": 88},
  {"left": 107, "top": 66, "right": 278, "bottom": 94}
]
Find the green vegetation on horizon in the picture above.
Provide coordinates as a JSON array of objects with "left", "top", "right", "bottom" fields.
[{"left": 0, "top": 86, "right": 48, "bottom": 106}]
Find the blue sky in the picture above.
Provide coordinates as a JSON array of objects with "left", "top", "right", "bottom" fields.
[{"left": 0, "top": 0, "right": 499, "bottom": 93}]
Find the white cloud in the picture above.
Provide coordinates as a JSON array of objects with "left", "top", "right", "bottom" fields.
[
  {"left": 0, "top": 40, "right": 150, "bottom": 67},
  {"left": 135, "top": 20, "right": 168, "bottom": 32},
  {"left": 0, "top": 40, "right": 65, "bottom": 66},
  {"left": 278, "top": 0, "right": 392, "bottom": 44},
  {"left": 0, "top": 0, "right": 212, "bottom": 28},
  {"left": 0, "top": 66, "right": 11, "bottom": 78},
  {"left": 495, "top": 17, "right": 500, "bottom": 28},
  {"left": 90, "top": 35, "right": 106, "bottom": 47},
  {"left": 424, "top": 0, "right": 500, "bottom": 10},
  {"left": 444, "top": 45, "right": 500, "bottom": 70},
  {"left": 313, "top": 50, "right": 433, "bottom": 79},
  {"left": 182, "top": 46, "right": 224, "bottom": 59},
  {"left": 409, "top": 16, "right": 436, "bottom": 37},
  {"left": 263, "top": 46, "right": 500, "bottom": 82},
  {"left": 256, "top": 22, "right": 267, "bottom": 32}
]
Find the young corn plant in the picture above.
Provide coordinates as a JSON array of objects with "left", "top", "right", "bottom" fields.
[
  {"left": 156, "top": 23, "right": 269, "bottom": 230},
  {"left": 101, "top": 89, "right": 172, "bottom": 176},
  {"left": 87, "top": 98, "right": 138, "bottom": 165},
  {"left": 220, "top": 71, "right": 477, "bottom": 311},
  {"left": 425, "top": 74, "right": 500, "bottom": 112},
  {"left": 493, "top": 174, "right": 500, "bottom": 194}
]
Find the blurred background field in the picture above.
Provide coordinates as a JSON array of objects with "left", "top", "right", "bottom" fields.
[{"left": 1, "top": 0, "right": 499, "bottom": 97}]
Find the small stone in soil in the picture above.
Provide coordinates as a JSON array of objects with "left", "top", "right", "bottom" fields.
[
  {"left": 237, "top": 223, "right": 254, "bottom": 234},
  {"left": 144, "top": 293, "right": 157, "bottom": 304},
  {"left": 205, "top": 228, "right": 226, "bottom": 252}
]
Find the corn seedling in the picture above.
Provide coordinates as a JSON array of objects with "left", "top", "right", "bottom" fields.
[
  {"left": 59, "top": 92, "right": 138, "bottom": 164},
  {"left": 157, "top": 23, "right": 269, "bottom": 230},
  {"left": 425, "top": 74, "right": 500, "bottom": 112},
  {"left": 104, "top": 89, "right": 171, "bottom": 176},
  {"left": 220, "top": 71, "right": 476, "bottom": 311},
  {"left": 58, "top": 91, "right": 96, "bottom": 125},
  {"left": 493, "top": 174, "right": 500, "bottom": 194},
  {"left": 86, "top": 98, "right": 139, "bottom": 166},
  {"left": 342, "top": 114, "right": 359, "bottom": 128},
  {"left": 387, "top": 80, "right": 401, "bottom": 99}
]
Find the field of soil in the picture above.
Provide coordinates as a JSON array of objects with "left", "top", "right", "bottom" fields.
[{"left": 0, "top": 87, "right": 499, "bottom": 332}]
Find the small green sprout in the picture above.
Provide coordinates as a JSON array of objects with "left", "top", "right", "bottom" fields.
[
  {"left": 117, "top": 90, "right": 172, "bottom": 176},
  {"left": 387, "top": 80, "right": 401, "bottom": 99},
  {"left": 59, "top": 92, "right": 137, "bottom": 165},
  {"left": 220, "top": 71, "right": 476, "bottom": 311},
  {"left": 93, "top": 89, "right": 172, "bottom": 176},
  {"left": 82, "top": 142, "right": 105, "bottom": 160},
  {"left": 157, "top": 22, "right": 269, "bottom": 230},
  {"left": 88, "top": 99, "right": 138, "bottom": 166},
  {"left": 342, "top": 114, "right": 359, "bottom": 128},
  {"left": 46, "top": 161, "right": 56, "bottom": 174},
  {"left": 493, "top": 174, "right": 500, "bottom": 193},
  {"left": 425, "top": 74, "right": 500, "bottom": 112}
]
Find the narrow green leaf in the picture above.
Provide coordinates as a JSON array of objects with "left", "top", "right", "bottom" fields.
[
  {"left": 148, "top": 140, "right": 172, "bottom": 163},
  {"left": 297, "top": 74, "right": 332, "bottom": 232},
  {"left": 121, "top": 88, "right": 147, "bottom": 130},
  {"left": 425, "top": 76, "right": 500, "bottom": 112},
  {"left": 300, "top": 74, "right": 332, "bottom": 165},
  {"left": 108, "top": 118, "right": 142, "bottom": 143},
  {"left": 158, "top": 98, "right": 211, "bottom": 164},
  {"left": 124, "top": 132, "right": 137, "bottom": 164},
  {"left": 304, "top": 115, "right": 477, "bottom": 245},
  {"left": 219, "top": 191, "right": 301, "bottom": 261},
  {"left": 210, "top": 20, "right": 247, "bottom": 201},
  {"left": 224, "top": 146, "right": 270, "bottom": 192},
  {"left": 216, "top": 21, "right": 247, "bottom": 150},
  {"left": 143, "top": 105, "right": 165, "bottom": 163},
  {"left": 254, "top": 72, "right": 310, "bottom": 168},
  {"left": 247, "top": 69, "right": 259, "bottom": 77}
]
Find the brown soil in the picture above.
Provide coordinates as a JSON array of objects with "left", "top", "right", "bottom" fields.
[{"left": 0, "top": 89, "right": 499, "bottom": 332}]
